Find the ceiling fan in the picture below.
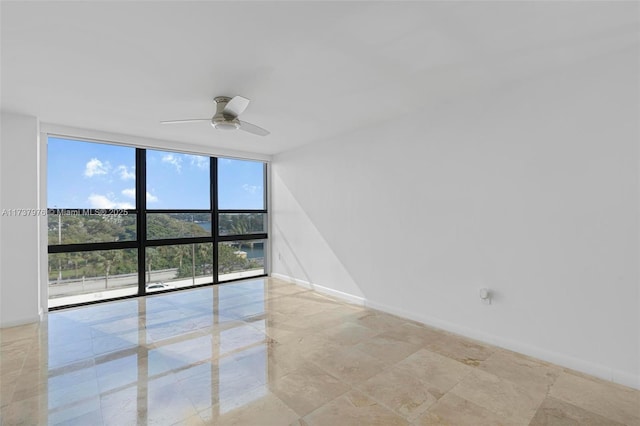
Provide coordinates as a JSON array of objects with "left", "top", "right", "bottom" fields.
[{"left": 161, "top": 96, "right": 270, "bottom": 136}]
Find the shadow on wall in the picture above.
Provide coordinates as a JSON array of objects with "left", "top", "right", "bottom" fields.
[
  {"left": 271, "top": 170, "right": 365, "bottom": 299},
  {"left": 272, "top": 221, "right": 313, "bottom": 284}
]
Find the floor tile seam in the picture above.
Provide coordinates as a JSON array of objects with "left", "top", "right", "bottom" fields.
[
  {"left": 394, "top": 346, "right": 475, "bottom": 375},
  {"left": 532, "top": 396, "right": 629, "bottom": 426},
  {"left": 50, "top": 405, "right": 104, "bottom": 426},
  {"left": 304, "top": 350, "right": 398, "bottom": 392},
  {"left": 267, "top": 289, "right": 312, "bottom": 300},
  {"left": 9, "top": 356, "right": 29, "bottom": 389},
  {"left": 521, "top": 397, "right": 551, "bottom": 425},
  {"left": 522, "top": 366, "right": 561, "bottom": 422},
  {"left": 476, "top": 359, "right": 561, "bottom": 399},
  {"left": 547, "top": 388, "right": 640, "bottom": 426},
  {"left": 350, "top": 376, "right": 437, "bottom": 423},
  {"left": 9, "top": 378, "right": 48, "bottom": 405},
  {"left": 438, "top": 367, "right": 475, "bottom": 403},
  {"left": 471, "top": 363, "right": 550, "bottom": 399},
  {"left": 1, "top": 404, "right": 48, "bottom": 426},
  {"left": 97, "top": 372, "right": 161, "bottom": 399},
  {"left": 350, "top": 343, "right": 424, "bottom": 370},
  {"left": 0, "top": 358, "right": 25, "bottom": 383},
  {"left": 353, "top": 386, "right": 428, "bottom": 424},
  {"left": 45, "top": 391, "right": 103, "bottom": 419},
  {"left": 433, "top": 387, "right": 517, "bottom": 425},
  {"left": 446, "top": 373, "right": 537, "bottom": 426},
  {"left": 0, "top": 338, "right": 37, "bottom": 357},
  {"left": 298, "top": 387, "right": 352, "bottom": 421},
  {"left": 192, "top": 393, "right": 274, "bottom": 424},
  {"left": 1, "top": 381, "right": 18, "bottom": 407}
]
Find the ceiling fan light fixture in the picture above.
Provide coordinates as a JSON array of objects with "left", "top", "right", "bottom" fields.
[{"left": 211, "top": 119, "right": 240, "bottom": 131}]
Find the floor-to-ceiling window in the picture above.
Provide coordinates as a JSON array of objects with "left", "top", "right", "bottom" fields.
[
  {"left": 47, "top": 136, "right": 268, "bottom": 308},
  {"left": 144, "top": 149, "right": 214, "bottom": 293},
  {"left": 217, "top": 158, "right": 267, "bottom": 282}
]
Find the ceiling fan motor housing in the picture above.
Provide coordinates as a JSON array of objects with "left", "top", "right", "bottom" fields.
[{"left": 212, "top": 96, "right": 240, "bottom": 130}]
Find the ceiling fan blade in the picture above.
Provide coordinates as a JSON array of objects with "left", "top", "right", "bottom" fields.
[
  {"left": 160, "top": 119, "right": 210, "bottom": 124},
  {"left": 239, "top": 120, "right": 270, "bottom": 136},
  {"left": 223, "top": 96, "right": 250, "bottom": 118}
]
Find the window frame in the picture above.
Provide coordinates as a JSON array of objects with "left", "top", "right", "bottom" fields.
[{"left": 46, "top": 136, "right": 269, "bottom": 310}]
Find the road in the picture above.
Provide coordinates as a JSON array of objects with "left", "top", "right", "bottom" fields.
[
  {"left": 47, "top": 268, "right": 266, "bottom": 308},
  {"left": 48, "top": 269, "right": 178, "bottom": 297}
]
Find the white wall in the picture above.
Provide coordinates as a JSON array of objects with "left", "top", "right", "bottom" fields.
[
  {"left": 0, "top": 112, "right": 42, "bottom": 327},
  {"left": 271, "top": 47, "right": 639, "bottom": 388}
]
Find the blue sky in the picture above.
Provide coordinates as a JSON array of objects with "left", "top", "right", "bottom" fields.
[{"left": 47, "top": 137, "right": 265, "bottom": 210}]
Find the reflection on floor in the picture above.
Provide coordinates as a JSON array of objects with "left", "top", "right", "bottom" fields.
[{"left": 1, "top": 277, "right": 638, "bottom": 425}]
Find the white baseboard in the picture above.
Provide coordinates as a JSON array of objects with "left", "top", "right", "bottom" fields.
[
  {"left": 271, "top": 273, "right": 365, "bottom": 306},
  {"left": 269, "top": 272, "right": 639, "bottom": 390},
  {"left": 364, "top": 299, "right": 639, "bottom": 390},
  {"left": 0, "top": 314, "right": 41, "bottom": 329}
]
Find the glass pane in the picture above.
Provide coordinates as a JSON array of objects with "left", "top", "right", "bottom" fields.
[
  {"left": 218, "top": 158, "right": 265, "bottom": 210},
  {"left": 145, "top": 243, "right": 213, "bottom": 292},
  {"left": 218, "top": 213, "right": 266, "bottom": 236},
  {"left": 218, "top": 240, "right": 265, "bottom": 281},
  {"left": 48, "top": 211, "right": 136, "bottom": 245},
  {"left": 146, "top": 150, "right": 210, "bottom": 209},
  {"left": 146, "top": 213, "right": 211, "bottom": 240},
  {"left": 48, "top": 137, "right": 136, "bottom": 209},
  {"left": 48, "top": 249, "right": 138, "bottom": 308}
]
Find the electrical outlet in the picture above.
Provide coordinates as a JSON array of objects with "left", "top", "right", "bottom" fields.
[{"left": 479, "top": 288, "right": 491, "bottom": 305}]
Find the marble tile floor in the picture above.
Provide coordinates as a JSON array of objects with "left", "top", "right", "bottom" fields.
[{"left": 0, "top": 277, "right": 638, "bottom": 425}]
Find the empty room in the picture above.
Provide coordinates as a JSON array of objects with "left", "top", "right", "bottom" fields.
[{"left": 0, "top": 1, "right": 638, "bottom": 425}]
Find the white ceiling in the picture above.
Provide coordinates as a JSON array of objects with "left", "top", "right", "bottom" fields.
[{"left": 1, "top": 1, "right": 637, "bottom": 156}]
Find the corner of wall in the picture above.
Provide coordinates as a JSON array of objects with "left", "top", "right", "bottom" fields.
[{"left": 0, "top": 111, "right": 43, "bottom": 328}]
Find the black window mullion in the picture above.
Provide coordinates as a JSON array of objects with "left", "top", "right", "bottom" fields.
[
  {"left": 144, "top": 236, "right": 214, "bottom": 247},
  {"left": 264, "top": 163, "right": 269, "bottom": 274},
  {"left": 218, "top": 210, "right": 267, "bottom": 214},
  {"left": 263, "top": 162, "right": 268, "bottom": 211},
  {"left": 145, "top": 209, "right": 212, "bottom": 214},
  {"left": 212, "top": 157, "right": 219, "bottom": 284},
  {"left": 137, "top": 148, "right": 147, "bottom": 296},
  {"left": 48, "top": 241, "right": 137, "bottom": 254},
  {"left": 218, "top": 233, "right": 267, "bottom": 242}
]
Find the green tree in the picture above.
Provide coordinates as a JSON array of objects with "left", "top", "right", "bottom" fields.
[
  {"left": 146, "top": 248, "right": 158, "bottom": 283},
  {"left": 100, "top": 250, "right": 122, "bottom": 289}
]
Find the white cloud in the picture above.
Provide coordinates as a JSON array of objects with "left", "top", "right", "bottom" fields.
[
  {"left": 162, "top": 154, "right": 182, "bottom": 172},
  {"left": 117, "top": 165, "right": 135, "bottom": 180},
  {"left": 121, "top": 188, "right": 158, "bottom": 203},
  {"left": 88, "top": 194, "right": 134, "bottom": 209},
  {"left": 186, "top": 155, "right": 209, "bottom": 170},
  {"left": 84, "top": 158, "right": 109, "bottom": 177},
  {"left": 242, "top": 184, "right": 260, "bottom": 194},
  {"left": 122, "top": 188, "right": 136, "bottom": 199}
]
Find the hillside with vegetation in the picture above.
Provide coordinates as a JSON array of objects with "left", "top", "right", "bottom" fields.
[{"left": 48, "top": 213, "right": 263, "bottom": 283}]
